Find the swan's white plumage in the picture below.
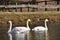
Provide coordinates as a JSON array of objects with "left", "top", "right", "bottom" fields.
[
  {"left": 32, "top": 26, "right": 48, "bottom": 31},
  {"left": 32, "top": 19, "right": 48, "bottom": 31},
  {"left": 11, "top": 27, "right": 30, "bottom": 34},
  {"left": 8, "top": 19, "right": 31, "bottom": 34}
]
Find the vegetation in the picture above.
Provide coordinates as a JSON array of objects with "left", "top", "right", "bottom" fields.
[{"left": 0, "top": 11, "right": 60, "bottom": 32}]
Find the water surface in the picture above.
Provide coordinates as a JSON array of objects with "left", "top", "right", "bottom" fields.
[{"left": 0, "top": 23, "right": 60, "bottom": 40}]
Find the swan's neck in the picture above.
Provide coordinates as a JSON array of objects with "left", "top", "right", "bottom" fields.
[
  {"left": 27, "top": 21, "right": 29, "bottom": 28},
  {"left": 8, "top": 34, "right": 12, "bottom": 40},
  {"left": 45, "top": 21, "right": 48, "bottom": 29},
  {"left": 8, "top": 21, "right": 12, "bottom": 33}
]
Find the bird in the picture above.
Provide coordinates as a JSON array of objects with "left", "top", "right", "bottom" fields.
[
  {"left": 8, "top": 19, "right": 31, "bottom": 34},
  {"left": 32, "top": 19, "right": 48, "bottom": 31}
]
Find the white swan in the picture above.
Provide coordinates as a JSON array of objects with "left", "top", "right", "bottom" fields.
[
  {"left": 8, "top": 19, "right": 31, "bottom": 34},
  {"left": 32, "top": 19, "right": 48, "bottom": 31}
]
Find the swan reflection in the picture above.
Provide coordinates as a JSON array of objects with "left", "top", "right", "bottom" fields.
[
  {"left": 8, "top": 31, "right": 30, "bottom": 40},
  {"left": 32, "top": 31, "right": 48, "bottom": 40},
  {"left": 8, "top": 34, "right": 12, "bottom": 40}
]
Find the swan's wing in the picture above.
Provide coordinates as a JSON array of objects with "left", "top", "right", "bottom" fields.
[
  {"left": 12, "top": 27, "right": 27, "bottom": 32},
  {"left": 32, "top": 26, "right": 45, "bottom": 31},
  {"left": 33, "top": 26, "right": 44, "bottom": 29},
  {"left": 12, "top": 27, "right": 26, "bottom": 30}
]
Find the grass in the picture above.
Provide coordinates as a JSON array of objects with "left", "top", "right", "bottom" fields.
[{"left": 0, "top": 11, "right": 60, "bottom": 32}]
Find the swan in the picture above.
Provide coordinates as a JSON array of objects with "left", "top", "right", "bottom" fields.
[
  {"left": 8, "top": 19, "right": 31, "bottom": 34},
  {"left": 32, "top": 19, "right": 48, "bottom": 31}
]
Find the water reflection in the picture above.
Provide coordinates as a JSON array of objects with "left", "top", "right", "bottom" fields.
[
  {"left": 0, "top": 23, "right": 60, "bottom": 40},
  {"left": 8, "top": 31, "right": 30, "bottom": 40},
  {"left": 8, "top": 34, "right": 12, "bottom": 40},
  {"left": 0, "top": 33, "right": 8, "bottom": 40},
  {"left": 32, "top": 31, "right": 48, "bottom": 40}
]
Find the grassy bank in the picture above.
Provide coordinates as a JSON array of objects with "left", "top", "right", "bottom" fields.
[{"left": 0, "top": 11, "right": 60, "bottom": 32}]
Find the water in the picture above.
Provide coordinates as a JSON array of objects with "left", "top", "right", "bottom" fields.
[
  {"left": 0, "top": 23, "right": 60, "bottom": 40},
  {"left": 32, "top": 31, "right": 46, "bottom": 40},
  {"left": 8, "top": 31, "right": 29, "bottom": 40}
]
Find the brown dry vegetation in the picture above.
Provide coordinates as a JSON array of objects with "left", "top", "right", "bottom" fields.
[{"left": 0, "top": 11, "right": 60, "bottom": 32}]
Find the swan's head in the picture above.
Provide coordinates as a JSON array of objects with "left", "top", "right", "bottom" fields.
[
  {"left": 27, "top": 19, "right": 31, "bottom": 22},
  {"left": 45, "top": 19, "right": 48, "bottom": 22},
  {"left": 8, "top": 20, "right": 12, "bottom": 23}
]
